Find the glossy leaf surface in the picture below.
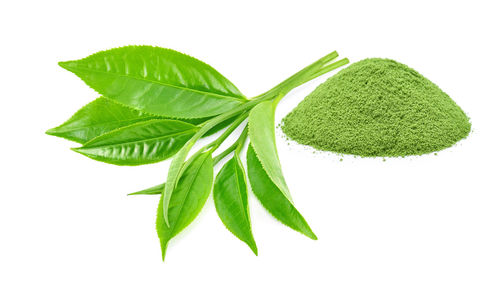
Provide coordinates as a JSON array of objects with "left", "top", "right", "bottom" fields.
[
  {"left": 214, "top": 156, "right": 258, "bottom": 255},
  {"left": 247, "top": 145, "right": 316, "bottom": 240},
  {"left": 162, "top": 139, "right": 196, "bottom": 226},
  {"left": 46, "top": 97, "right": 158, "bottom": 143},
  {"left": 73, "top": 119, "right": 198, "bottom": 165},
  {"left": 128, "top": 183, "right": 164, "bottom": 196},
  {"left": 156, "top": 152, "right": 214, "bottom": 259},
  {"left": 248, "top": 100, "right": 293, "bottom": 203},
  {"left": 46, "top": 96, "right": 232, "bottom": 146},
  {"left": 59, "top": 46, "right": 246, "bottom": 118}
]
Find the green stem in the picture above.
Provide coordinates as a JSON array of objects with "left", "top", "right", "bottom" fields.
[
  {"left": 213, "top": 125, "right": 248, "bottom": 165},
  {"left": 162, "top": 50, "right": 349, "bottom": 225},
  {"left": 234, "top": 125, "right": 248, "bottom": 155},
  {"left": 284, "top": 57, "right": 349, "bottom": 93},
  {"left": 213, "top": 146, "right": 236, "bottom": 165},
  {"left": 252, "top": 50, "right": 339, "bottom": 101},
  {"left": 272, "top": 57, "right": 350, "bottom": 105},
  {"left": 308, "top": 57, "right": 349, "bottom": 80},
  {"left": 178, "top": 50, "right": 348, "bottom": 152},
  {"left": 180, "top": 52, "right": 349, "bottom": 171},
  {"left": 183, "top": 112, "right": 247, "bottom": 168},
  {"left": 176, "top": 51, "right": 348, "bottom": 168},
  {"left": 207, "top": 112, "right": 248, "bottom": 150}
]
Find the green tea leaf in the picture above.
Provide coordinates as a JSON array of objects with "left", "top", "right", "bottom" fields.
[
  {"left": 161, "top": 110, "right": 243, "bottom": 227},
  {"left": 73, "top": 119, "right": 198, "bottom": 165},
  {"left": 59, "top": 46, "right": 246, "bottom": 118},
  {"left": 248, "top": 100, "right": 293, "bottom": 203},
  {"left": 162, "top": 140, "right": 196, "bottom": 227},
  {"left": 46, "top": 95, "right": 238, "bottom": 145},
  {"left": 247, "top": 145, "right": 316, "bottom": 240},
  {"left": 46, "top": 97, "right": 159, "bottom": 144},
  {"left": 128, "top": 183, "right": 164, "bottom": 196},
  {"left": 156, "top": 152, "right": 214, "bottom": 259},
  {"left": 214, "top": 156, "right": 258, "bottom": 255}
]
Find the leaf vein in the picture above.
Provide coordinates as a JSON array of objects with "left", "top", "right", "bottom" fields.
[{"left": 67, "top": 65, "right": 247, "bottom": 103}]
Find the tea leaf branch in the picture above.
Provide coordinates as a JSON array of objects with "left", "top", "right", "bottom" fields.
[{"left": 48, "top": 46, "right": 348, "bottom": 259}]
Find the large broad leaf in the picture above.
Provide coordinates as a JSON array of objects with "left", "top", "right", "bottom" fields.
[
  {"left": 59, "top": 46, "right": 246, "bottom": 118},
  {"left": 247, "top": 145, "right": 316, "bottom": 240},
  {"left": 248, "top": 100, "right": 293, "bottom": 203},
  {"left": 214, "top": 156, "right": 258, "bottom": 255},
  {"left": 46, "top": 95, "right": 238, "bottom": 145},
  {"left": 156, "top": 152, "right": 213, "bottom": 259},
  {"left": 46, "top": 97, "right": 159, "bottom": 144},
  {"left": 73, "top": 119, "right": 198, "bottom": 165}
]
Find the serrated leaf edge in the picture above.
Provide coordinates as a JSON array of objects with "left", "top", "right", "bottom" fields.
[
  {"left": 214, "top": 156, "right": 258, "bottom": 255},
  {"left": 246, "top": 145, "right": 317, "bottom": 240},
  {"left": 247, "top": 101, "right": 294, "bottom": 204}
]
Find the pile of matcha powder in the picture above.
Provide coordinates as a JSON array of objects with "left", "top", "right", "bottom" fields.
[{"left": 281, "top": 58, "right": 471, "bottom": 157}]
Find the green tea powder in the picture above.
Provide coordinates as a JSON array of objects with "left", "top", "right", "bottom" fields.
[{"left": 282, "top": 58, "right": 471, "bottom": 157}]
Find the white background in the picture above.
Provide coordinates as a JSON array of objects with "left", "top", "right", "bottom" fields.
[{"left": 1, "top": 0, "right": 499, "bottom": 285}]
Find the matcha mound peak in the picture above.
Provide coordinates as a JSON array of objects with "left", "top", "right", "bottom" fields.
[{"left": 282, "top": 58, "right": 471, "bottom": 157}]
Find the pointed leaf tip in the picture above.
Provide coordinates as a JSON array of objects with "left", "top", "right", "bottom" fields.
[
  {"left": 45, "top": 127, "right": 57, "bottom": 136},
  {"left": 309, "top": 232, "right": 318, "bottom": 240},
  {"left": 70, "top": 147, "right": 81, "bottom": 153},
  {"left": 128, "top": 183, "right": 164, "bottom": 196},
  {"left": 161, "top": 243, "right": 167, "bottom": 261},
  {"left": 70, "top": 147, "right": 88, "bottom": 157},
  {"left": 251, "top": 244, "right": 258, "bottom": 256},
  {"left": 58, "top": 60, "right": 72, "bottom": 70}
]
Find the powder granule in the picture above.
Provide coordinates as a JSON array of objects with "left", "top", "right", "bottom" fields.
[{"left": 282, "top": 58, "right": 471, "bottom": 157}]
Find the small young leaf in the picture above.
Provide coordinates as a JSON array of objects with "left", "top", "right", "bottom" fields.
[
  {"left": 248, "top": 100, "right": 293, "bottom": 203},
  {"left": 247, "top": 145, "right": 316, "bottom": 240},
  {"left": 162, "top": 140, "right": 196, "bottom": 227},
  {"left": 160, "top": 110, "right": 234, "bottom": 226},
  {"left": 59, "top": 46, "right": 246, "bottom": 118},
  {"left": 73, "top": 119, "right": 198, "bottom": 165},
  {"left": 156, "top": 152, "right": 214, "bottom": 259},
  {"left": 128, "top": 183, "right": 164, "bottom": 196},
  {"left": 214, "top": 156, "right": 258, "bottom": 255},
  {"left": 46, "top": 97, "right": 159, "bottom": 143}
]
